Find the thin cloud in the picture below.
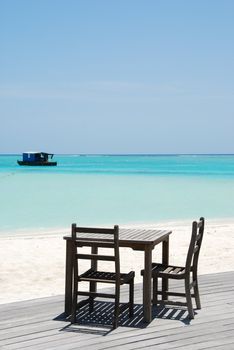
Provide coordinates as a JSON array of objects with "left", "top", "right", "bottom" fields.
[{"left": 0, "top": 81, "right": 232, "bottom": 100}]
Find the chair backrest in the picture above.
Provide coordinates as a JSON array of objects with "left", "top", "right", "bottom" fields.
[
  {"left": 185, "top": 217, "right": 205, "bottom": 274},
  {"left": 71, "top": 224, "right": 120, "bottom": 281}
]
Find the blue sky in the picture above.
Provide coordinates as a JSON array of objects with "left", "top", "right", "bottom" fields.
[{"left": 0, "top": 0, "right": 233, "bottom": 154}]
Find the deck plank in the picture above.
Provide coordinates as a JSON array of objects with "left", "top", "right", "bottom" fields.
[{"left": 1, "top": 271, "right": 234, "bottom": 350}]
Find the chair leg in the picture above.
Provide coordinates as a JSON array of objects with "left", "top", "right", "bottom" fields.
[
  {"left": 152, "top": 277, "right": 158, "bottom": 305},
  {"left": 71, "top": 290, "right": 78, "bottom": 324},
  {"left": 185, "top": 278, "right": 194, "bottom": 319},
  {"left": 193, "top": 274, "right": 201, "bottom": 309},
  {"left": 89, "top": 281, "right": 95, "bottom": 313},
  {"left": 89, "top": 297, "right": 94, "bottom": 313},
  {"left": 129, "top": 279, "right": 134, "bottom": 317},
  {"left": 113, "top": 288, "right": 120, "bottom": 329},
  {"left": 162, "top": 277, "right": 168, "bottom": 301}
]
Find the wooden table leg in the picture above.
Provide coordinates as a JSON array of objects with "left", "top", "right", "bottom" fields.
[
  {"left": 162, "top": 236, "right": 169, "bottom": 300},
  {"left": 143, "top": 245, "right": 152, "bottom": 322},
  {"left": 64, "top": 240, "right": 73, "bottom": 315}
]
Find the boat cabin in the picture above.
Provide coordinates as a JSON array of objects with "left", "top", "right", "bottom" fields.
[{"left": 23, "top": 152, "right": 50, "bottom": 162}]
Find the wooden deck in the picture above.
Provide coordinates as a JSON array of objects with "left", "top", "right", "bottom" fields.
[{"left": 1, "top": 271, "right": 234, "bottom": 350}]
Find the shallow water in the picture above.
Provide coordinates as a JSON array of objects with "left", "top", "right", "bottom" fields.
[{"left": 1, "top": 154, "right": 234, "bottom": 233}]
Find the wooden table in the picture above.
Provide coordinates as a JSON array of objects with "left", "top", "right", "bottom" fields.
[{"left": 64, "top": 228, "right": 172, "bottom": 323}]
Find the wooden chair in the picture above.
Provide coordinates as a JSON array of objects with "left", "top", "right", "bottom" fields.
[
  {"left": 141, "top": 217, "right": 205, "bottom": 319},
  {"left": 70, "top": 224, "right": 135, "bottom": 329}
]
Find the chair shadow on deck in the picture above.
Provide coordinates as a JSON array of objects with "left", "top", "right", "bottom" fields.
[
  {"left": 54, "top": 301, "right": 146, "bottom": 336},
  {"left": 54, "top": 300, "right": 192, "bottom": 336},
  {"left": 153, "top": 302, "right": 194, "bottom": 325}
]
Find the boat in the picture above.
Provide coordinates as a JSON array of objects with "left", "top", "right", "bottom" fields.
[{"left": 17, "top": 152, "right": 57, "bottom": 166}]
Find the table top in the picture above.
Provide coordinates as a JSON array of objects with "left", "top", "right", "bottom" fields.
[{"left": 64, "top": 228, "right": 172, "bottom": 249}]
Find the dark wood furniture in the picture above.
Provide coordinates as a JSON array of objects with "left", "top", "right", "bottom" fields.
[
  {"left": 64, "top": 227, "right": 172, "bottom": 323},
  {"left": 70, "top": 224, "right": 135, "bottom": 329},
  {"left": 141, "top": 217, "right": 205, "bottom": 318}
]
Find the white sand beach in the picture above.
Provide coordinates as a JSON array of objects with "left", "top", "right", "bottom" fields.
[{"left": 1, "top": 218, "right": 234, "bottom": 305}]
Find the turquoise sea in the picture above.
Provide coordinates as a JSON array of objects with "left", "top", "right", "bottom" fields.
[{"left": 1, "top": 154, "right": 234, "bottom": 233}]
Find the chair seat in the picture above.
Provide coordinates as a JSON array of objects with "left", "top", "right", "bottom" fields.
[
  {"left": 151, "top": 263, "right": 186, "bottom": 279},
  {"left": 141, "top": 263, "right": 186, "bottom": 279},
  {"left": 79, "top": 269, "right": 135, "bottom": 284}
]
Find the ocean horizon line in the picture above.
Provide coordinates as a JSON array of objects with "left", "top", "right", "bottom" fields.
[{"left": 1, "top": 153, "right": 234, "bottom": 156}]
